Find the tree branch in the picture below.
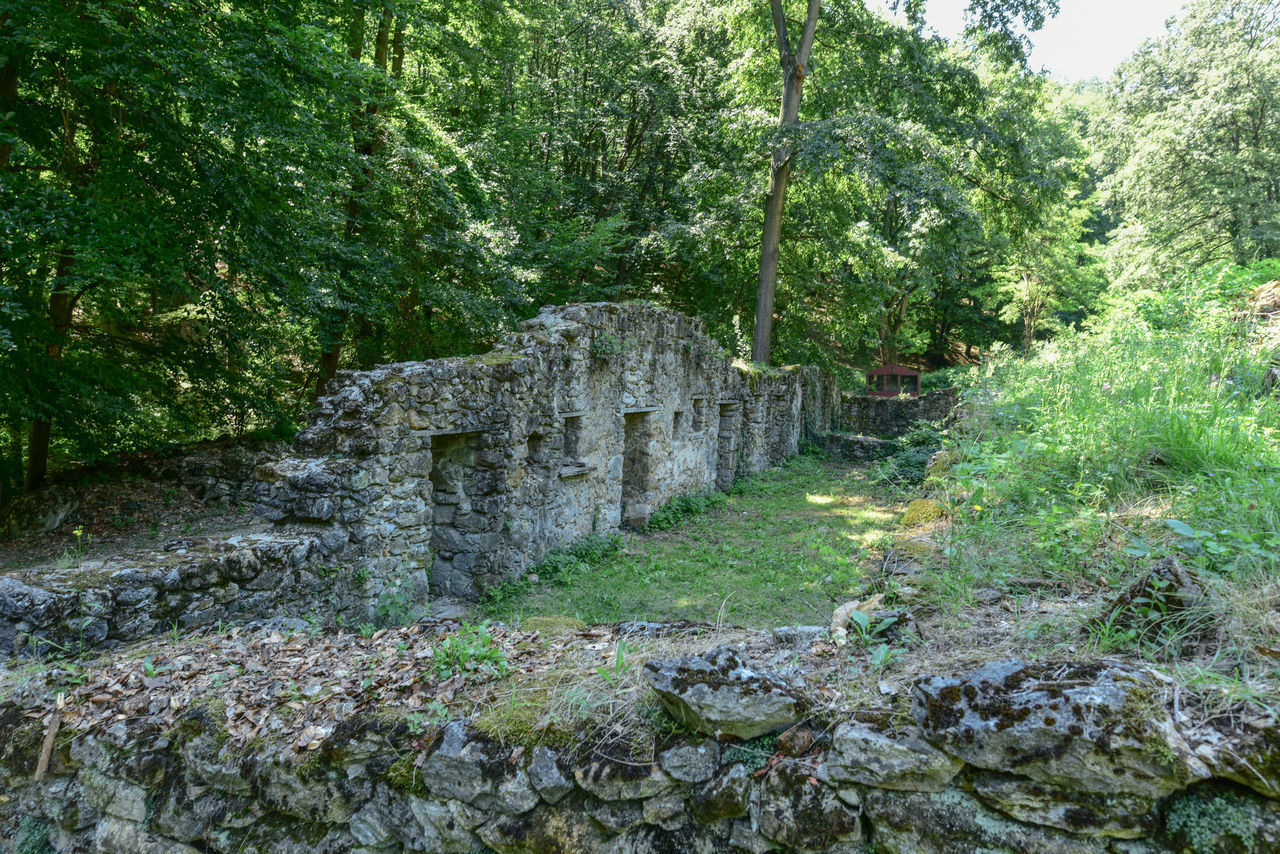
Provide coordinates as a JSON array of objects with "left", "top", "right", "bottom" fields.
[
  {"left": 770, "top": 0, "right": 792, "bottom": 65},
  {"left": 796, "top": 0, "right": 822, "bottom": 67}
]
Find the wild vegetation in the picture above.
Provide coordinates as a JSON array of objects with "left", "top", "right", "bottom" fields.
[
  {"left": 0, "top": 0, "right": 1275, "bottom": 689},
  {"left": 4, "top": 3, "right": 1280, "bottom": 850},
  {"left": 484, "top": 260, "right": 1280, "bottom": 716},
  {"left": 8, "top": 0, "right": 1275, "bottom": 501},
  {"left": 483, "top": 456, "right": 902, "bottom": 627}
]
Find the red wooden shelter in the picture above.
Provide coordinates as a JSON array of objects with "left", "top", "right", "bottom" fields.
[{"left": 865, "top": 363, "right": 920, "bottom": 398}]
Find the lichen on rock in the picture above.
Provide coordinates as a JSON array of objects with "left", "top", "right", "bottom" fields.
[
  {"left": 912, "top": 659, "right": 1209, "bottom": 799},
  {"left": 643, "top": 645, "right": 802, "bottom": 740}
]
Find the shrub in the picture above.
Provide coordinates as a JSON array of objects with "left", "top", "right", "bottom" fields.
[
  {"left": 432, "top": 622, "right": 509, "bottom": 681},
  {"left": 647, "top": 491, "right": 728, "bottom": 531},
  {"left": 480, "top": 534, "right": 623, "bottom": 615}
]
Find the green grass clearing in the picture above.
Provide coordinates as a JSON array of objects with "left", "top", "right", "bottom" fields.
[{"left": 481, "top": 455, "right": 903, "bottom": 628}]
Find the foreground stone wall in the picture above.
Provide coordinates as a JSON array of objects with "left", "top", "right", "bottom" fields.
[
  {"left": 841, "top": 388, "right": 958, "bottom": 437},
  {"left": 256, "top": 303, "right": 841, "bottom": 600},
  {"left": 3, "top": 649, "right": 1276, "bottom": 854}
]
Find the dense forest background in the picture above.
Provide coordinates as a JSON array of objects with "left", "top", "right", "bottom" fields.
[{"left": 1, "top": 0, "right": 1277, "bottom": 499}]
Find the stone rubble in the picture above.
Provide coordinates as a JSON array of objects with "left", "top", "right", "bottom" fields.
[
  {"left": 643, "top": 645, "right": 803, "bottom": 740},
  {"left": 3, "top": 655, "right": 1277, "bottom": 853}
]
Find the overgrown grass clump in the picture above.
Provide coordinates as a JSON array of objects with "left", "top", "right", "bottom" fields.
[
  {"left": 646, "top": 490, "right": 728, "bottom": 531},
  {"left": 948, "top": 261, "right": 1280, "bottom": 580},
  {"left": 873, "top": 422, "right": 947, "bottom": 489},
  {"left": 931, "top": 261, "right": 1280, "bottom": 665},
  {"left": 481, "top": 534, "right": 623, "bottom": 615}
]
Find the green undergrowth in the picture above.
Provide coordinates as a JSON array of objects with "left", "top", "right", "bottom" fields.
[
  {"left": 646, "top": 490, "right": 728, "bottom": 531},
  {"left": 722, "top": 733, "right": 781, "bottom": 773},
  {"left": 871, "top": 422, "right": 948, "bottom": 490},
  {"left": 480, "top": 455, "right": 901, "bottom": 628},
  {"left": 16, "top": 817, "right": 53, "bottom": 854},
  {"left": 1163, "top": 787, "right": 1260, "bottom": 853},
  {"left": 929, "top": 260, "right": 1280, "bottom": 670}
]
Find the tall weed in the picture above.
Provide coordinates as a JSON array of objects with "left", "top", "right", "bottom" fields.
[{"left": 951, "top": 260, "right": 1280, "bottom": 576}]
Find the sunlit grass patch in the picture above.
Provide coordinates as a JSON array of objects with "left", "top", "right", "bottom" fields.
[{"left": 480, "top": 455, "right": 903, "bottom": 629}]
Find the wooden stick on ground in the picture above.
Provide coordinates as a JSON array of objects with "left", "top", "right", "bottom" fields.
[{"left": 34, "top": 706, "right": 62, "bottom": 781}]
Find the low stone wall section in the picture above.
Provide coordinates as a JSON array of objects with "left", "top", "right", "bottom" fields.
[
  {"left": 841, "top": 387, "right": 958, "bottom": 437},
  {"left": 815, "top": 433, "right": 897, "bottom": 462},
  {"left": 2, "top": 651, "right": 1276, "bottom": 853},
  {"left": 0, "top": 528, "right": 369, "bottom": 656},
  {"left": 1, "top": 304, "right": 847, "bottom": 652}
]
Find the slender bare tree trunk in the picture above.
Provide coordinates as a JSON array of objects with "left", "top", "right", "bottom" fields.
[
  {"left": 318, "top": 1, "right": 395, "bottom": 400},
  {"left": 315, "top": 2, "right": 371, "bottom": 400},
  {"left": 751, "top": 0, "right": 820, "bottom": 364},
  {"left": 1022, "top": 273, "right": 1043, "bottom": 351},
  {"left": 25, "top": 248, "right": 75, "bottom": 493},
  {"left": 391, "top": 12, "right": 406, "bottom": 80}
]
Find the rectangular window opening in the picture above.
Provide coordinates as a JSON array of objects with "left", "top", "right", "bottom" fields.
[
  {"left": 563, "top": 415, "right": 584, "bottom": 463},
  {"left": 692, "top": 398, "right": 707, "bottom": 432}
]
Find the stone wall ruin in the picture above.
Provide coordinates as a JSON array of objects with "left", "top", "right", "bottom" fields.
[
  {"left": 4, "top": 641, "right": 1277, "bottom": 854},
  {"left": 255, "top": 302, "right": 841, "bottom": 601},
  {"left": 841, "top": 387, "right": 958, "bottom": 437},
  {"left": 1, "top": 303, "right": 849, "bottom": 654}
]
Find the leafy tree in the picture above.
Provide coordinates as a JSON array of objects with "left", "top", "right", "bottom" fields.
[
  {"left": 1103, "top": 0, "right": 1280, "bottom": 287},
  {"left": 995, "top": 198, "right": 1105, "bottom": 350},
  {"left": 11, "top": 0, "right": 1250, "bottom": 501},
  {"left": 0, "top": 0, "right": 371, "bottom": 491},
  {"left": 747, "top": 0, "right": 1062, "bottom": 365}
]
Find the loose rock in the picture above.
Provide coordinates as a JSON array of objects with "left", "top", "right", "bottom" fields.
[
  {"left": 822, "top": 720, "right": 962, "bottom": 792},
  {"left": 971, "top": 772, "right": 1157, "bottom": 838},
  {"left": 863, "top": 787, "right": 1110, "bottom": 853},
  {"left": 643, "top": 645, "right": 802, "bottom": 740},
  {"left": 913, "top": 660, "right": 1208, "bottom": 799},
  {"left": 659, "top": 740, "right": 721, "bottom": 783}
]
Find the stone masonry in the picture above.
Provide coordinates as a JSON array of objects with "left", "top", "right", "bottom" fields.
[
  {"left": 841, "top": 387, "right": 958, "bottom": 437},
  {"left": 0, "top": 303, "right": 853, "bottom": 653},
  {"left": 255, "top": 302, "right": 841, "bottom": 600}
]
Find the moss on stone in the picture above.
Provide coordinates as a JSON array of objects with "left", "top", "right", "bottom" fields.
[
  {"left": 901, "top": 498, "right": 946, "bottom": 528},
  {"left": 1164, "top": 788, "right": 1259, "bottom": 853},
  {"left": 174, "top": 696, "right": 231, "bottom": 746},
  {"left": 385, "top": 753, "right": 430, "bottom": 796},
  {"left": 472, "top": 687, "right": 577, "bottom": 749},
  {"left": 925, "top": 448, "right": 959, "bottom": 479},
  {"left": 474, "top": 350, "right": 521, "bottom": 367},
  {"left": 15, "top": 816, "right": 53, "bottom": 854}
]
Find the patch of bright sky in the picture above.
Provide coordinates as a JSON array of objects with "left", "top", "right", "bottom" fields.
[{"left": 872, "top": 0, "right": 1189, "bottom": 81}]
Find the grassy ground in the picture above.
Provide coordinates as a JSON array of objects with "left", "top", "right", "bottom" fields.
[
  {"left": 480, "top": 455, "right": 904, "bottom": 629},
  {"left": 915, "top": 262, "right": 1280, "bottom": 710},
  {"left": 476, "top": 262, "right": 1280, "bottom": 717}
]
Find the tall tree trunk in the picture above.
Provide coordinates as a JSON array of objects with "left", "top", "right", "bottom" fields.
[
  {"left": 751, "top": 0, "right": 820, "bottom": 364},
  {"left": 316, "top": 2, "right": 387, "bottom": 400},
  {"left": 1021, "top": 274, "right": 1042, "bottom": 351},
  {"left": 391, "top": 12, "right": 406, "bottom": 80},
  {"left": 24, "top": 248, "right": 75, "bottom": 493},
  {"left": 315, "top": 4, "right": 367, "bottom": 398}
]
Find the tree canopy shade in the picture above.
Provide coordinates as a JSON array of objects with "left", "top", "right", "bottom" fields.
[
  {"left": 0, "top": 0, "right": 521, "bottom": 495},
  {"left": 0, "top": 0, "right": 1265, "bottom": 496},
  {"left": 1, "top": 0, "right": 369, "bottom": 490}
]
